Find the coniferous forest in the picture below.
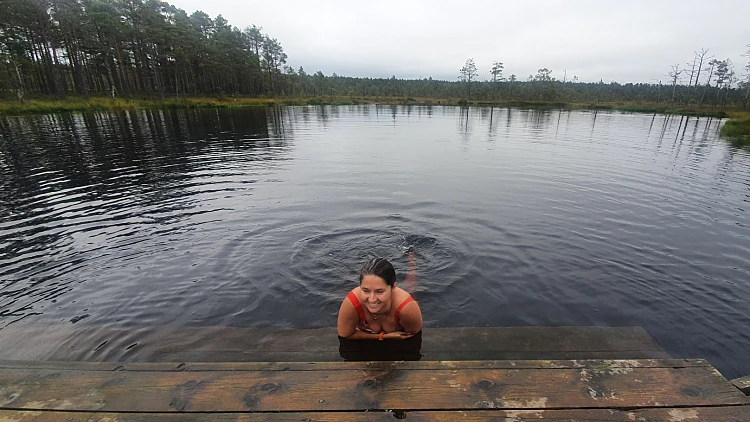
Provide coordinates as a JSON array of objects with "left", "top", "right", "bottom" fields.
[{"left": 2, "top": 0, "right": 749, "bottom": 109}]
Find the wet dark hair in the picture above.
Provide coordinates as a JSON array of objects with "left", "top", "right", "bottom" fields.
[{"left": 359, "top": 257, "right": 396, "bottom": 286}]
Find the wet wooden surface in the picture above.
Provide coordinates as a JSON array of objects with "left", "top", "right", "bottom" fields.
[
  {"left": 0, "top": 357, "right": 708, "bottom": 372},
  {"left": 2, "top": 407, "right": 750, "bottom": 421},
  {"left": 0, "top": 326, "right": 670, "bottom": 362},
  {"left": 732, "top": 374, "right": 750, "bottom": 395},
  {"left": 1, "top": 359, "right": 748, "bottom": 420}
]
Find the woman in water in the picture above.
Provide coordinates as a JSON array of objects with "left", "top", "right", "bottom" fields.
[{"left": 337, "top": 257, "right": 422, "bottom": 340}]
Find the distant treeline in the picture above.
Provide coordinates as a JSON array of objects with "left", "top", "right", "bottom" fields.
[{"left": 2, "top": 0, "right": 749, "bottom": 108}]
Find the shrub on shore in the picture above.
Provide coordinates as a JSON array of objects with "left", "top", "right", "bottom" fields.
[{"left": 720, "top": 117, "right": 750, "bottom": 145}]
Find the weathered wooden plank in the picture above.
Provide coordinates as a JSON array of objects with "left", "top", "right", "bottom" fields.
[
  {"left": 1, "top": 406, "right": 749, "bottom": 421},
  {"left": 422, "top": 326, "right": 667, "bottom": 353},
  {"left": 0, "top": 364, "right": 744, "bottom": 412},
  {"left": 0, "top": 358, "right": 709, "bottom": 372},
  {"left": 150, "top": 350, "right": 672, "bottom": 362},
  {"left": 732, "top": 374, "right": 750, "bottom": 395},
  {"left": 421, "top": 350, "right": 673, "bottom": 360},
  {"left": 410, "top": 407, "right": 750, "bottom": 421}
]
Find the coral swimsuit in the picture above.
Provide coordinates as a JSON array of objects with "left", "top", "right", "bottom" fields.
[{"left": 347, "top": 291, "right": 415, "bottom": 334}]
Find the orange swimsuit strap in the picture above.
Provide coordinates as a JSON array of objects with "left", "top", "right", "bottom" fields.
[{"left": 394, "top": 296, "right": 415, "bottom": 329}]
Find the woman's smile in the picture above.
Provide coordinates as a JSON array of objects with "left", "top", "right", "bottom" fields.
[{"left": 360, "top": 274, "right": 393, "bottom": 315}]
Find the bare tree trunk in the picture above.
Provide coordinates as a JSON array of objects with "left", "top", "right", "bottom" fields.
[
  {"left": 152, "top": 44, "right": 164, "bottom": 99},
  {"left": 78, "top": 47, "right": 90, "bottom": 98},
  {"left": 14, "top": 62, "right": 25, "bottom": 103},
  {"left": 189, "top": 62, "right": 197, "bottom": 95},
  {"left": 700, "top": 64, "right": 714, "bottom": 105},
  {"left": 51, "top": 47, "right": 66, "bottom": 97},
  {"left": 694, "top": 48, "right": 710, "bottom": 89},
  {"left": 723, "top": 85, "right": 730, "bottom": 108},
  {"left": 688, "top": 52, "right": 698, "bottom": 88},
  {"left": 111, "top": 34, "right": 130, "bottom": 97},
  {"left": 715, "top": 82, "right": 723, "bottom": 105},
  {"left": 668, "top": 65, "right": 682, "bottom": 104},
  {"left": 656, "top": 83, "right": 661, "bottom": 103},
  {"left": 132, "top": 39, "right": 148, "bottom": 93},
  {"left": 38, "top": 33, "right": 57, "bottom": 95},
  {"left": 103, "top": 58, "right": 116, "bottom": 99}
]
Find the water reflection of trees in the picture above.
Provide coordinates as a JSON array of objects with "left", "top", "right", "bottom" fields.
[
  {"left": 526, "top": 109, "right": 554, "bottom": 134},
  {"left": 1, "top": 107, "right": 292, "bottom": 213},
  {"left": 457, "top": 106, "right": 473, "bottom": 146},
  {"left": 0, "top": 107, "right": 293, "bottom": 325},
  {"left": 315, "top": 105, "right": 330, "bottom": 126}
]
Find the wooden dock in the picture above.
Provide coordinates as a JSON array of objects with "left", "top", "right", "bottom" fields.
[
  {"left": 1, "top": 327, "right": 748, "bottom": 420},
  {"left": 0, "top": 325, "right": 673, "bottom": 362}
]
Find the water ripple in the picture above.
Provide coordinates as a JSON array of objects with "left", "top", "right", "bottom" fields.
[{"left": 1, "top": 106, "right": 749, "bottom": 379}]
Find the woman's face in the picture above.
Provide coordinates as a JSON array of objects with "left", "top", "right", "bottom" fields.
[{"left": 360, "top": 274, "right": 393, "bottom": 314}]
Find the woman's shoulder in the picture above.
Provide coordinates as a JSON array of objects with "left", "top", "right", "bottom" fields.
[
  {"left": 342, "top": 288, "right": 359, "bottom": 303},
  {"left": 393, "top": 287, "right": 422, "bottom": 331},
  {"left": 394, "top": 287, "right": 417, "bottom": 305}
]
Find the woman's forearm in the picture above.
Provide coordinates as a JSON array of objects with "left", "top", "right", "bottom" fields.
[{"left": 342, "top": 329, "right": 380, "bottom": 340}]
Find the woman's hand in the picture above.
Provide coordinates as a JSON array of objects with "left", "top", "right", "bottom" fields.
[{"left": 384, "top": 331, "right": 415, "bottom": 340}]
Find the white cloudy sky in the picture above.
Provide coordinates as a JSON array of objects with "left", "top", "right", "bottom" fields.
[{"left": 168, "top": 0, "right": 749, "bottom": 84}]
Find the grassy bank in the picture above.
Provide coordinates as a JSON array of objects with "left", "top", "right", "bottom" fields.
[
  {"left": 472, "top": 100, "right": 734, "bottom": 118},
  {"left": 720, "top": 113, "right": 750, "bottom": 145},
  {"left": 1, "top": 96, "right": 744, "bottom": 116},
  {"left": 0, "top": 97, "right": 277, "bottom": 115},
  {"left": 0, "top": 96, "right": 439, "bottom": 115}
]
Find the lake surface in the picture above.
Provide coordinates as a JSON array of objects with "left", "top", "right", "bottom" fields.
[{"left": 1, "top": 105, "right": 749, "bottom": 378}]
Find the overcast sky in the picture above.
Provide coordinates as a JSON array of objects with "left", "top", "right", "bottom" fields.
[{"left": 168, "top": 0, "right": 749, "bottom": 84}]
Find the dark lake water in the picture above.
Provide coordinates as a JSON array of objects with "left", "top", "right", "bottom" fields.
[{"left": 1, "top": 106, "right": 749, "bottom": 378}]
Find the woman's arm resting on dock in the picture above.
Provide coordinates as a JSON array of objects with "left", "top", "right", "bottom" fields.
[
  {"left": 343, "top": 329, "right": 413, "bottom": 340},
  {"left": 343, "top": 328, "right": 415, "bottom": 340},
  {"left": 337, "top": 300, "right": 409, "bottom": 340},
  {"left": 337, "top": 297, "right": 361, "bottom": 338},
  {"left": 337, "top": 295, "right": 419, "bottom": 340}
]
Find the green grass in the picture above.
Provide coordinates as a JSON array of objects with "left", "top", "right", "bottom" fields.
[
  {"left": 446, "top": 99, "right": 732, "bottom": 118},
  {"left": 0, "top": 97, "right": 274, "bottom": 115},
  {"left": 720, "top": 116, "right": 750, "bottom": 145},
  {"left": 0, "top": 96, "right": 415, "bottom": 115}
]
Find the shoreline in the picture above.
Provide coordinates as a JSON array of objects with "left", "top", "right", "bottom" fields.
[{"left": 2, "top": 96, "right": 748, "bottom": 143}]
